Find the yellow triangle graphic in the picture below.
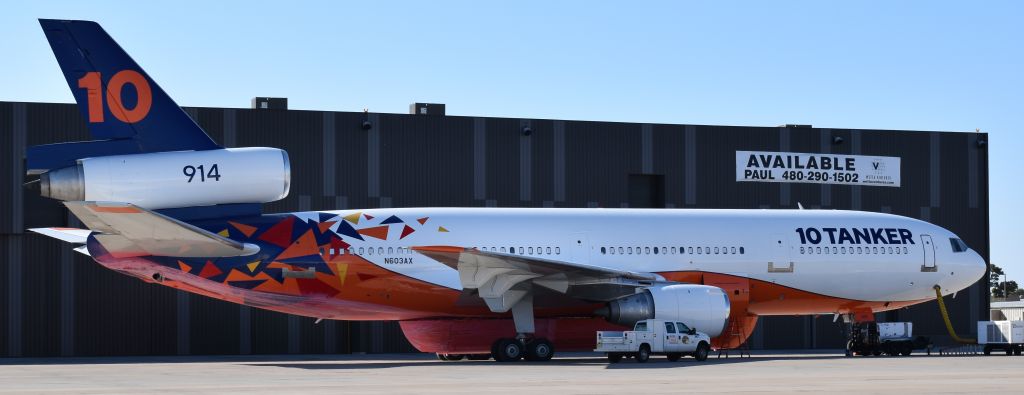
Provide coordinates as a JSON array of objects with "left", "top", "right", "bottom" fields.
[
  {"left": 343, "top": 212, "right": 362, "bottom": 224},
  {"left": 246, "top": 260, "right": 261, "bottom": 273},
  {"left": 334, "top": 262, "right": 348, "bottom": 285},
  {"left": 438, "top": 226, "right": 449, "bottom": 233},
  {"left": 218, "top": 229, "right": 230, "bottom": 237}
]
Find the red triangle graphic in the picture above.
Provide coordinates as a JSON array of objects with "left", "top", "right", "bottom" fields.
[
  {"left": 364, "top": 214, "right": 375, "bottom": 220},
  {"left": 357, "top": 273, "right": 378, "bottom": 282},
  {"left": 400, "top": 225, "right": 416, "bottom": 239},
  {"left": 199, "top": 261, "right": 223, "bottom": 278},
  {"left": 317, "top": 221, "right": 336, "bottom": 233},
  {"left": 258, "top": 217, "right": 295, "bottom": 248}
]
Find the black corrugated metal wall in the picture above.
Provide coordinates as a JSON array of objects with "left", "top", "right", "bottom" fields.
[{"left": 0, "top": 101, "right": 989, "bottom": 356}]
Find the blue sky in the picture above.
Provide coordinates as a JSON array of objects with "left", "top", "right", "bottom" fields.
[{"left": 2, "top": 1, "right": 1021, "bottom": 280}]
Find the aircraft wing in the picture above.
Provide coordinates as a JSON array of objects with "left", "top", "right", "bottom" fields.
[
  {"left": 413, "top": 246, "right": 665, "bottom": 308},
  {"left": 63, "top": 201, "right": 259, "bottom": 258}
]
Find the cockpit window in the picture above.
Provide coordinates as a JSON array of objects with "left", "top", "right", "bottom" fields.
[{"left": 950, "top": 238, "right": 969, "bottom": 253}]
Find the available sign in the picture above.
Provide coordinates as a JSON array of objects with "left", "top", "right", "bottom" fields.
[{"left": 736, "top": 151, "right": 900, "bottom": 187}]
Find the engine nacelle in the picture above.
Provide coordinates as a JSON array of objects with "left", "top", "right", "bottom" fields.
[
  {"left": 598, "top": 284, "right": 731, "bottom": 337},
  {"left": 40, "top": 147, "right": 290, "bottom": 209}
]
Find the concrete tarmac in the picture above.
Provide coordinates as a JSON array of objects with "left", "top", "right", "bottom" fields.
[{"left": 1, "top": 351, "right": 1021, "bottom": 394}]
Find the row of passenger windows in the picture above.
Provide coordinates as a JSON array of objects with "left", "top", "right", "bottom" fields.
[
  {"left": 474, "top": 246, "right": 562, "bottom": 255},
  {"left": 323, "top": 247, "right": 416, "bottom": 256},
  {"left": 600, "top": 246, "right": 745, "bottom": 255},
  {"left": 800, "top": 246, "right": 910, "bottom": 255}
]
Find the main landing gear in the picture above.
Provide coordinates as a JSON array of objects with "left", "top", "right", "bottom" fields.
[{"left": 492, "top": 337, "right": 555, "bottom": 362}]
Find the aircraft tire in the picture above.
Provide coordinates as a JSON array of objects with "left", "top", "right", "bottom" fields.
[
  {"left": 494, "top": 338, "right": 523, "bottom": 362},
  {"left": 524, "top": 338, "right": 554, "bottom": 361}
]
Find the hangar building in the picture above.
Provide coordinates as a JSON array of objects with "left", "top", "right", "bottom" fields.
[{"left": 0, "top": 100, "right": 989, "bottom": 356}]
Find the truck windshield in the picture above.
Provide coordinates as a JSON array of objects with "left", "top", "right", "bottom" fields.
[
  {"left": 634, "top": 322, "right": 648, "bottom": 331},
  {"left": 676, "top": 323, "right": 691, "bottom": 333}
]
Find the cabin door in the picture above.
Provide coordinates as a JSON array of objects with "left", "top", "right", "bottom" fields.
[{"left": 920, "top": 234, "right": 936, "bottom": 272}]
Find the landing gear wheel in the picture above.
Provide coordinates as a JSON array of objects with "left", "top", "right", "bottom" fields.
[
  {"left": 636, "top": 345, "right": 651, "bottom": 363},
  {"left": 694, "top": 342, "right": 710, "bottom": 362},
  {"left": 607, "top": 353, "right": 623, "bottom": 363},
  {"left": 493, "top": 338, "right": 523, "bottom": 362},
  {"left": 524, "top": 338, "right": 554, "bottom": 361},
  {"left": 666, "top": 353, "right": 682, "bottom": 362},
  {"left": 436, "top": 353, "right": 449, "bottom": 361}
]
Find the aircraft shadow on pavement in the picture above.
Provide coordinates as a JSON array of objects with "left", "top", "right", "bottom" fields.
[{"left": 248, "top": 354, "right": 852, "bottom": 370}]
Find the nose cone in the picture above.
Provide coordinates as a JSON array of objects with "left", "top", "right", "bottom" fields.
[{"left": 947, "top": 250, "right": 987, "bottom": 294}]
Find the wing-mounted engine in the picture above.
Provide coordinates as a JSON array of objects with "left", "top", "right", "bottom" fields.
[
  {"left": 596, "top": 284, "right": 731, "bottom": 337},
  {"left": 39, "top": 148, "right": 290, "bottom": 210}
]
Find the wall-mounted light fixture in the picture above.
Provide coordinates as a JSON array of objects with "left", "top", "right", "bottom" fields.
[
  {"left": 832, "top": 136, "right": 844, "bottom": 145},
  {"left": 522, "top": 126, "right": 533, "bottom": 136}
]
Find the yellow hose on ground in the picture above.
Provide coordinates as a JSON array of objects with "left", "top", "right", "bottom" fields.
[{"left": 933, "top": 285, "right": 976, "bottom": 344}]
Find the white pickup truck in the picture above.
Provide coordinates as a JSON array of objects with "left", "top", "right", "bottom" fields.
[{"left": 595, "top": 319, "right": 712, "bottom": 363}]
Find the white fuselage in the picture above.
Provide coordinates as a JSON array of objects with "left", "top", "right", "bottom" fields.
[{"left": 306, "top": 208, "right": 986, "bottom": 305}]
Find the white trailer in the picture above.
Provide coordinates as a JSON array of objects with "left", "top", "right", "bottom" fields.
[
  {"left": 978, "top": 321, "right": 1024, "bottom": 355},
  {"left": 595, "top": 319, "right": 712, "bottom": 363}
]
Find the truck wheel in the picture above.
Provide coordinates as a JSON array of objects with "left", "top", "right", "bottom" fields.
[
  {"left": 845, "top": 340, "right": 854, "bottom": 357},
  {"left": 694, "top": 342, "right": 710, "bottom": 362},
  {"left": 983, "top": 345, "right": 992, "bottom": 355},
  {"left": 636, "top": 345, "right": 651, "bottom": 363},
  {"left": 607, "top": 353, "right": 623, "bottom": 363},
  {"left": 666, "top": 353, "right": 681, "bottom": 362},
  {"left": 494, "top": 338, "right": 523, "bottom": 362}
]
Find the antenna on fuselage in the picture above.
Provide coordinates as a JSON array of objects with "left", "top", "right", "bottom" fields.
[{"left": 797, "top": 202, "right": 805, "bottom": 210}]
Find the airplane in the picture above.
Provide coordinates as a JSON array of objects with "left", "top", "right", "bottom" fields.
[{"left": 27, "top": 19, "right": 987, "bottom": 362}]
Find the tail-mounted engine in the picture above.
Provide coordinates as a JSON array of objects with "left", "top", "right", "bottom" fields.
[{"left": 38, "top": 147, "right": 290, "bottom": 209}]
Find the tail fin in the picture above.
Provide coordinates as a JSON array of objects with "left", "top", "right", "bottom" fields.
[{"left": 32, "top": 19, "right": 219, "bottom": 171}]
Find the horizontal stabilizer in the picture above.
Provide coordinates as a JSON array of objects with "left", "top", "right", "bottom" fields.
[
  {"left": 64, "top": 201, "right": 259, "bottom": 258},
  {"left": 29, "top": 227, "right": 92, "bottom": 244}
]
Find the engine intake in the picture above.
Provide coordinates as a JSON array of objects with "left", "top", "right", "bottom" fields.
[
  {"left": 39, "top": 147, "right": 290, "bottom": 209},
  {"left": 597, "top": 284, "right": 731, "bottom": 337}
]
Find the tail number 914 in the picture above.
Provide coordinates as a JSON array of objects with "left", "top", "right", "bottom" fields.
[{"left": 183, "top": 164, "right": 221, "bottom": 183}]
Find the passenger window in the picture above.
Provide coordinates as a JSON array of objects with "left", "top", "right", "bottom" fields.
[
  {"left": 601, "top": 247, "right": 607, "bottom": 254},
  {"left": 388, "top": 247, "right": 393, "bottom": 254},
  {"left": 644, "top": 247, "right": 650, "bottom": 255},
  {"left": 888, "top": 247, "right": 893, "bottom": 254},
  {"left": 816, "top": 247, "right": 821, "bottom": 254},
  {"left": 610, "top": 247, "right": 616, "bottom": 255},
  {"left": 528, "top": 247, "right": 534, "bottom": 255},
  {"left": 518, "top": 247, "right": 524, "bottom": 254},
  {"left": 688, "top": 247, "right": 693, "bottom": 254},
  {"left": 671, "top": 247, "right": 677, "bottom": 254},
  {"left": 714, "top": 247, "right": 720, "bottom": 254},
  {"left": 665, "top": 322, "right": 676, "bottom": 334},
  {"left": 628, "top": 247, "right": 633, "bottom": 254},
  {"left": 653, "top": 247, "right": 659, "bottom": 255},
  {"left": 618, "top": 247, "right": 624, "bottom": 254},
  {"left": 739, "top": 247, "right": 744, "bottom": 254},
  {"left": 857, "top": 247, "right": 863, "bottom": 254},
  {"left": 872, "top": 247, "right": 877, "bottom": 254},
  {"left": 546, "top": 247, "right": 551, "bottom": 254},
  {"left": 555, "top": 247, "right": 561, "bottom": 254},
  {"left": 903, "top": 247, "right": 908, "bottom": 254},
  {"left": 358, "top": 247, "right": 365, "bottom": 255},
  {"left": 731, "top": 247, "right": 737, "bottom": 254},
  {"left": 800, "top": 247, "right": 805, "bottom": 254},
  {"left": 697, "top": 247, "right": 702, "bottom": 254}
]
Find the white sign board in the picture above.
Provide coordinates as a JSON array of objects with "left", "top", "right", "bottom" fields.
[{"left": 736, "top": 151, "right": 900, "bottom": 187}]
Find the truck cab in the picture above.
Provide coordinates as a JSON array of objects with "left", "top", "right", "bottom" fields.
[{"left": 595, "top": 319, "right": 712, "bottom": 363}]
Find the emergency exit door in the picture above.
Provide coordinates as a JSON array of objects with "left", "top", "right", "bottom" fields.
[{"left": 920, "top": 234, "right": 936, "bottom": 272}]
